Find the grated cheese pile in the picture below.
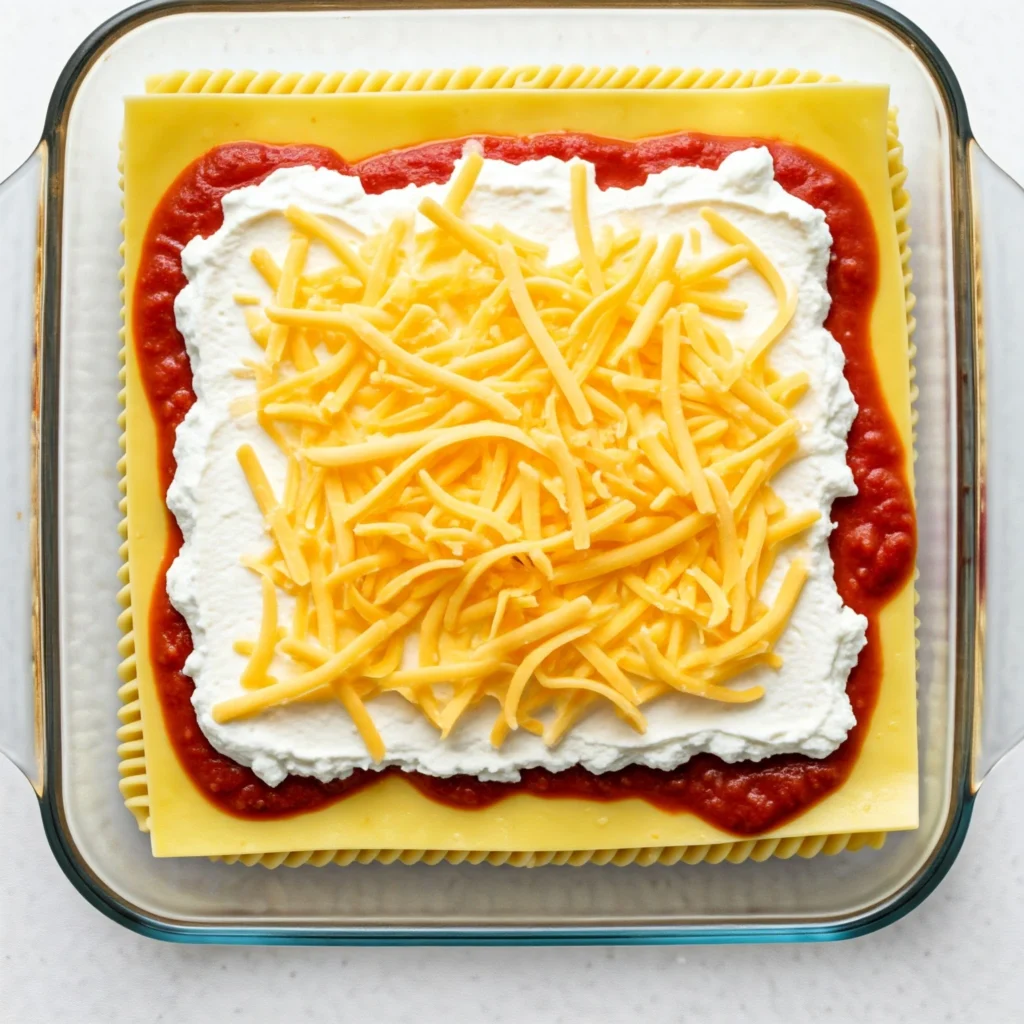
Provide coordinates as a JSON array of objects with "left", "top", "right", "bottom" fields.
[{"left": 210, "top": 152, "right": 818, "bottom": 760}]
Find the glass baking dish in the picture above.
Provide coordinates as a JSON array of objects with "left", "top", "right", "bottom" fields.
[{"left": 1, "top": 0, "right": 1021, "bottom": 945}]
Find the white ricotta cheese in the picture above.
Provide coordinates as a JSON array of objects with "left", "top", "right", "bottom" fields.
[{"left": 167, "top": 147, "right": 867, "bottom": 786}]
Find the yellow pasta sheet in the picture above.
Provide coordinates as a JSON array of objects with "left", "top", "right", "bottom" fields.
[{"left": 121, "top": 78, "right": 916, "bottom": 859}]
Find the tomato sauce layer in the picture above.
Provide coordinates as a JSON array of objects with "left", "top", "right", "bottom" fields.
[{"left": 133, "top": 133, "right": 915, "bottom": 835}]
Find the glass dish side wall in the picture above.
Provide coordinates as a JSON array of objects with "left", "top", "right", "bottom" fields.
[{"left": 19, "top": 0, "right": 980, "bottom": 942}]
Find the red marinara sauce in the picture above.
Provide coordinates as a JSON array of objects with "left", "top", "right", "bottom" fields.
[{"left": 133, "top": 134, "right": 915, "bottom": 833}]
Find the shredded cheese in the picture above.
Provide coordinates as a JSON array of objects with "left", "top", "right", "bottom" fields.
[
  {"left": 443, "top": 150, "right": 485, "bottom": 215},
  {"left": 284, "top": 206, "right": 368, "bottom": 282},
  {"left": 240, "top": 575, "right": 279, "bottom": 689},
  {"left": 570, "top": 161, "right": 605, "bottom": 296},
  {"left": 209, "top": 162, "right": 817, "bottom": 759},
  {"left": 659, "top": 309, "right": 714, "bottom": 513},
  {"left": 497, "top": 244, "right": 593, "bottom": 426},
  {"left": 264, "top": 236, "right": 309, "bottom": 366},
  {"left": 700, "top": 208, "right": 796, "bottom": 365}
]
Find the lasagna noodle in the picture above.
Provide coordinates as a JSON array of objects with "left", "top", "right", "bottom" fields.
[{"left": 119, "top": 70, "right": 917, "bottom": 864}]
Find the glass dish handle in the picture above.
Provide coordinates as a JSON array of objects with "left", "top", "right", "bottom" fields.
[
  {"left": 970, "top": 144, "right": 1024, "bottom": 785},
  {"left": 0, "top": 148, "right": 44, "bottom": 792}
]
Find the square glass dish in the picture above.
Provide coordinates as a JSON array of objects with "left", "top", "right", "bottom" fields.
[{"left": 1, "top": 0, "right": 1022, "bottom": 944}]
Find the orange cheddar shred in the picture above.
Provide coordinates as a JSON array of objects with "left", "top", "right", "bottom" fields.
[{"left": 212, "top": 157, "right": 813, "bottom": 756}]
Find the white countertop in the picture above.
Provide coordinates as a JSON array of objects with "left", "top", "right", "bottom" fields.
[{"left": 2, "top": 1, "right": 1022, "bottom": 1020}]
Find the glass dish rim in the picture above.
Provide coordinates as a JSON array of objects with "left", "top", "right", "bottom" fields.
[{"left": 30, "top": 0, "right": 981, "bottom": 945}]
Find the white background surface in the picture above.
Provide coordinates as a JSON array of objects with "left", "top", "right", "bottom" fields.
[{"left": 1, "top": 0, "right": 1022, "bottom": 1020}]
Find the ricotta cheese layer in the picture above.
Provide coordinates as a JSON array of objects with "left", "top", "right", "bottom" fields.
[{"left": 167, "top": 147, "right": 867, "bottom": 786}]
